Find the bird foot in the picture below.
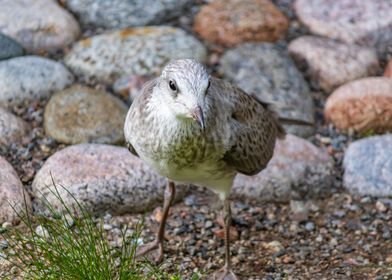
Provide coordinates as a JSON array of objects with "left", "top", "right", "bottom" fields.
[
  {"left": 212, "top": 266, "right": 239, "bottom": 280},
  {"left": 136, "top": 240, "right": 164, "bottom": 264}
]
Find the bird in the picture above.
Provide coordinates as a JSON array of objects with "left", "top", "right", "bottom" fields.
[{"left": 124, "top": 58, "right": 294, "bottom": 279}]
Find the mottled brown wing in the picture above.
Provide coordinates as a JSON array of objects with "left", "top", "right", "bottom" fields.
[{"left": 217, "top": 79, "right": 285, "bottom": 176}]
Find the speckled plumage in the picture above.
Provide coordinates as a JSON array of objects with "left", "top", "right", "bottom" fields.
[{"left": 124, "top": 59, "right": 284, "bottom": 199}]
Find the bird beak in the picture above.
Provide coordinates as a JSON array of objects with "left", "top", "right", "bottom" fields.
[{"left": 191, "top": 106, "right": 205, "bottom": 132}]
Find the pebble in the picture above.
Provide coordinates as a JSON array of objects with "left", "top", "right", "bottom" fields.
[
  {"left": 113, "top": 75, "right": 152, "bottom": 103},
  {"left": 65, "top": 0, "right": 193, "bottom": 29},
  {"left": 0, "top": 107, "right": 29, "bottom": 147},
  {"left": 0, "top": 33, "right": 24, "bottom": 61},
  {"left": 35, "top": 225, "right": 49, "bottom": 238},
  {"left": 263, "top": 241, "right": 284, "bottom": 254},
  {"left": 32, "top": 144, "right": 188, "bottom": 215},
  {"left": 0, "top": 156, "right": 32, "bottom": 225},
  {"left": 305, "top": 222, "right": 315, "bottom": 231},
  {"left": 204, "top": 220, "right": 213, "bottom": 229},
  {"left": 0, "top": 0, "right": 80, "bottom": 53},
  {"left": 232, "top": 134, "right": 333, "bottom": 203},
  {"left": 44, "top": 85, "right": 128, "bottom": 144},
  {"left": 376, "top": 201, "right": 387, "bottom": 213},
  {"left": 344, "top": 135, "right": 392, "bottom": 197},
  {"left": 325, "top": 77, "right": 392, "bottom": 133},
  {"left": 288, "top": 36, "right": 379, "bottom": 93},
  {"left": 64, "top": 26, "right": 207, "bottom": 84},
  {"left": 219, "top": 43, "right": 314, "bottom": 137},
  {"left": 294, "top": 0, "right": 392, "bottom": 55},
  {"left": 0, "top": 56, "right": 74, "bottom": 107},
  {"left": 384, "top": 60, "right": 392, "bottom": 78},
  {"left": 193, "top": 0, "right": 288, "bottom": 47}
]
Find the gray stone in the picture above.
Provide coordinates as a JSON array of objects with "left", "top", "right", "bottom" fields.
[
  {"left": 64, "top": 26, "right": 207, "bottom": 84},
  {"left": 0, "top": 0, "right": 80, "bottom": 53},
  {"left": 288, "top": 36, "right": 380, "bottom": 93},
  {"left": 0, "top": 107, "right": 29, "bottom": 147},
  {"left": 219, "top": 43, "right": 315, "bottom": 137},
  {"left": 44, "top": 85, "right": 128, "bottom": 144},
  {"left": 0, "top": 33, "right": 24, "bottom": 61},
  {"left": 32, "top": 144, "right": 188, "bottom": 215},
  {"left": 65, "top": 0, "right": 193, "bottom": 29},
  {"left": 0, "top": 56, "right": 74, "bottom": 107},
  {"left": 232, "top": 134, "right": 333, "bottom": 203},
  {"left": 0, "top": 156, "right": 32, "bottom": 225},
  {"left": 294, "top": 0, "right": 392, "bottom": 56},
  {"left": 343, "top": 135, "right": 392, "bottom": 197}
]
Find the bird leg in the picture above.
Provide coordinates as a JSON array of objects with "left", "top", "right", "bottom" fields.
[
  {"left": 213, "top": 198, "right": 239, "bottom": 280},
  {"left": 136, "top": 180, "right": 176, "bottom": 264}
]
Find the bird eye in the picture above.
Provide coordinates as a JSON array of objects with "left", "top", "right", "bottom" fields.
[{"left": 169, "top": 80, "right": 177, "bottom": 91}]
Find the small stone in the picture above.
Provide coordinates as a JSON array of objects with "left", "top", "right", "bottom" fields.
[
  {"left": 305, "top": 222, "right": 315, "bottom": 231},
  {"left": 0, "top": 0, "right": 80, "bottom": 52},
  {"left": 290, "top": 200, "right": 309, "bottom": 222},
  {"left": 384, "top": 60, "right": 392, "bottom": 78},
  {"left": 0, "top": 107, "right": 29, "bottom": 147},
  {"left": 0, "top": 33, "right": 24, "bottom": 61},
  {"left": 213, "top": 227, "right": 239, "bottom": 241},
  {"left": 35, "top": 225, "right": 49, "bottom": 238},
  {"left": 329, "top": 238, "right": 338, "bottom": 247},
  {"left": 288, "top": 36, "right": 379, "bottom": 93},
  {"left": 344, "top": 135, "right": 392, "bottom": 197},
  {"left": 325, "top": 77, "right": 392, "bottom": 133},
  {"left": 44, "top": 85, "right": 128, "bottom": 144},
  {"left": 205, "top": 220, "right": 213, "bottom": 229},
  {"left": 386, "top": 255, "right": 392, "bottom": 264},
  {"left": 103, "top": 224, "right": 113, "bottom": 231},
  {"left": 376, "top": 201, "right": 387, "bottom": 213},
  {"left": 194, "top": 0, "right": 289, "bottom": 47},
  {"left": 0, "top": 56, "right": 74, "bottom": 107},
  {"left": 184, "top": 194, "right": 197, "bottom": 206},
  {"left": 64, "top": 26, "right": 207, "bottom": 84},
  {"left": 263, "top": 241, "right": 284, "bottom": 254}
]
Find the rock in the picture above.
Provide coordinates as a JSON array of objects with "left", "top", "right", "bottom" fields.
[
  {"left": 384, "top": 60, "right": 392, "bottom": 78},
  {"left": 294, "top": 0, "right": 392, "bottom": 55},
  {"left": 324, "top": 77, "right": 392, "bottom": 133},
  {"left": 44, "top": 85, "right": 128, "bottom": 144},
  {"left": 344, "top": 135, "right": 392, "bottom": 197},
  {"left": 65, "top": 0, "right": 193, "bottom": 29},
  {"left": 194, "top": 0, "right": 289, "bottom": 47},
  {"left": 288, "top": 36, "right": 379, "bottom": 93},
  {"left": 232, "top": 134, "right": 333, "bottom": 203},
  {"left": 263, "top": 241, "right": 284, "bottom": 254},
  {"left": 0, "top": 56, "right": 74, "bottom": 107},
  {"left": 64, "top": 26, "right": 207, "bottom": 84},
  {"left": 0, "top": 0, "right": 80, "bottom": 53},
  {"left": 0, "top": 156, "right": 32, "bottom": 225},
  {"left": 113, "top": 75, "right": 152, "bottom": 102},
  {"left": 0, "top": 107, "right": 29, "bottom": 147},
  {"left": 219, "top": 43, "right": 315, "bottom": 137},
  {"left": 0, "top": 33, "right": 24, "bottom": 61},
  {"left": 32, "top": 144, "right": 188, "bottom": 215}
]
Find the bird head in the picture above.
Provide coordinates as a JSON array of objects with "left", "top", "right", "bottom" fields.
[{"left": 156, "top": 59, "right": 210, "bottom": 131}]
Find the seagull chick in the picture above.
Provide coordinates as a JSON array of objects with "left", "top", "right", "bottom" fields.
[{"left": 124, "top": 59, "right": 285, "bottom": 279}]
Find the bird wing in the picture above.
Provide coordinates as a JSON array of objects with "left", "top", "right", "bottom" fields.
[{"left": 212, "top": 78, "right": 285, "bottom": 176}]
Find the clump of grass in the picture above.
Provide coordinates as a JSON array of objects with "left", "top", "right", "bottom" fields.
[{"left": 0, "top": 182, "right": 201, "bottom": 280}]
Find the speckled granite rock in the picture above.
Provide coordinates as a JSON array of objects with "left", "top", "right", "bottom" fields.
[
  {"left": 344, "top": 135, "right": 392, "bottom": 197},
  {"left": 384, "top": 60, "right": 392, "bottom": 78},
  {"left": 288, "top": 36, "right": 379, "bottom": 93},
  {"left": 0, "top": 107, "right": 29, "bottom": 147},
  {"left": 0, "top": 33, "right": 24, "bottom": 61},
  {"left": 32, "top": 144, "right": 188, "bottom": 215},
  {"left": 0, "top": 56, "right": 74, "bottom": 107},
  {"left": 232, "top": 134, "right": 333, "bottom": 202},
  {"left": 219, "top": 43, "right": 315, "bottom": 137},
  {"left": 44, "top": 86, "right": 128, "bottom": 144},
  {"left": 0, "top": 0, "right": 80, "bottom": 53},
  {"left": 0, "top": 156, "right": 32, "bottom": 225},
  {"left": 64, "top": 26, "right": 207, "bottom": 84},
  {"left": 194, "top": 0, "right": 289, "bottom": 47},
  {"left": 325, "top": 77, "right": 392, "bottom": 133},
  {"left": 65, "top": 0, "right": 193, "bottom": 29},
  {"left": 294, "top": 0, "right": 392, "bottom": 55}
]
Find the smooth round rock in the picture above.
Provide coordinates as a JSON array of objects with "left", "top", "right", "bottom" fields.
[
  {"left": 44, "top": 86, "right": 128, "bottom": 144},
  {"left": 344, "top": 135, "right": 392, "bottom": 197},
  {"left": 0, "top": 56, "right": 74, "bottom": 107},
  {"left": 219, "top": 43, "right": 315, "bottom": 137},
  {"left": 294, "top": 0, "right": 392, "bottom": 54},
  {"left": 232, "top": 134, "right": 333, "bottom": 203},
  {"left": 325, "top": 77, "right": 392, "bottom": 133},
  {"left": 0, "top": 156, "right": 32, "bottom": 225},
  {"left": 288, "top": 36, "right": 379, "bottom": 93},
  {"left": 65, "top": 0, "right": 193, "bottom": 29},
  {"left": 32, "top": 144, "right": 188, "bottom": 215},
  {"left": 0, "top": 107, "right": 29, "bottom": 147},
  {"left": 384, "top": 60, "right": 392, "bottom": 78},
  {"left": 64, "top": 26, "right": 207, "bottom": 84},
  {"left": 0, "top": 0, "right": 80, "bottom": 53},
  {"left": 194, "top": 0, "right": 289, "bottom": 47},
  {"left": 0, "top": 33, "right": 24, "bottom": 61}
]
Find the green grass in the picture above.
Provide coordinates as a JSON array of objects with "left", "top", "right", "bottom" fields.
[{"left": 0, "top": 183, "right": 201, "bottom": 280}]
